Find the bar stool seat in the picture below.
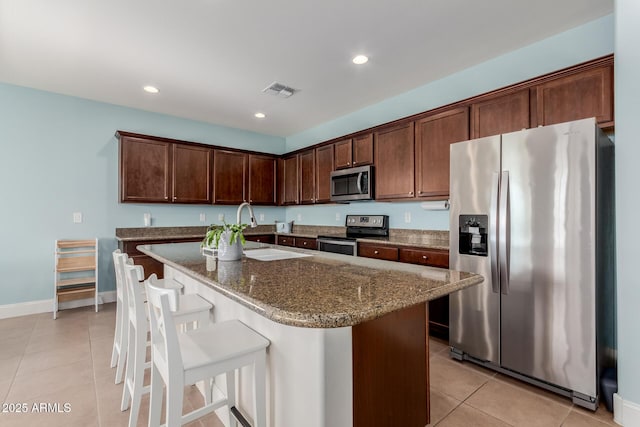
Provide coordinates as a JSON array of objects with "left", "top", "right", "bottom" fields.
[{"left": 146, "top": 281, "right": 270, "bottom": 427}]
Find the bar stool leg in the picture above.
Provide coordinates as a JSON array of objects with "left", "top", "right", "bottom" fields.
[
  {"left": 253, "top": 353, "right": 267, "bottom": 427},
  {"left": 120, "top": 321, "right": 135, "bottom": 411},
  {"left": 148, "top": 364, "right": 163, "bottom": 427},
  {"left": 166, "top": 376, "right": 185, "bottom": 427},
  {"left": 226, "top": 370, "right": 237, "bottom": 427},
  {"left": 110, "top": 301, "right": 122, "bottom": 368}
]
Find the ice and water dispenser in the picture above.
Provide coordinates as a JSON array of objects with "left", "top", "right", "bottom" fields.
[{"left": 458, "top": 215, "right": 488, "bottom": 256}]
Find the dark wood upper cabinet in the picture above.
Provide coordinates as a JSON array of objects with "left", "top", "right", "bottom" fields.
[
  {"left": 352, "top": 133, "right": 374, "bottom": 167},
  {"left": 172, "top": 144, "right": 212, "bottom": 204},
  {"left": 415, "top": 108, "right": 469, "bottom": 198},
  {"left": 374, "top": 122, "right": 415, "bottom": 200},
  {"left": 471, "top": 89, "right": 530, "bottom": 139},
  {"left": 334, "top": 139, "right": 353, "bottom": 169},
  {"left": 213, "top": 149, "right": 247, "bottom": 204},
  {"left": 248, "top": 154, "right": 276, "bottom": 205},
  {"left": 534, "top": 65, "right": 613, "bottom": 127},
  {"left": 299, "top": 149, "right": 316, "bottom": 204},
  {"left": 281, "top": 155, "right": 299, "bottom": 205},
  {"left": 315, "top": 145, "right": 334, "bottom": 203},
  {"left": 334, "top": 133, "right": 373, "bottom": 170},
  {"left": 120, "top": 136, "right": 172, "bottom": 203}
]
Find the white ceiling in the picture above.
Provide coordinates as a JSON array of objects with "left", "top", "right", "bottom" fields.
[{"left": 0, "top": 0, "right": 613, "bottom": 137}]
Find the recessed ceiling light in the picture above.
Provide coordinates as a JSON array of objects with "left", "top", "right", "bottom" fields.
[
  {"left": 254, "top": 112, "right": 266, "bottom": 118},
  {"left": 143, "top": 85, "right": 159, "bottom": 94},
  {"left": 352, "top": 55, "right": 369, "bottom": 65}
]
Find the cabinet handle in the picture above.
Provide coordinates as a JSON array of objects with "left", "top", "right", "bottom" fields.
[
  {"left": 422, "top": 255, "right": 428, "bottom": 259},
  {"left": 173, "top": 196, "right": 177, "bottom": 200},
  {"left": 347, "top": 162, "right": 351, "bottom": 166},
  {"left": 303, "top": 242, "right": 307, "bottom": 245},
  {"left": 409, "top": 191, "right": 413, "bottom": 196},
  {"left": 374, "top": 250, "right": 379, "bottom": 254},
  {"left": 164, "top": 196, "right": 169, "bottom": 200},
  {"left": 249, "top": 199, "right": 253, "bottom": 202},
  {"left": 353, "top": 161, "right": 357, "bottom": 165}
]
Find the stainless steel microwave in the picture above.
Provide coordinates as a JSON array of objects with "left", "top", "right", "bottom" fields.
[{"left": 330, "top": 165, "right": 374, "bottom": 202}]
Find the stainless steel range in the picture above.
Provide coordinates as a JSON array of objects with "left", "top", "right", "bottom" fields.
[{"left": 317, "top": 215, "right": 389, "bottom": 256}]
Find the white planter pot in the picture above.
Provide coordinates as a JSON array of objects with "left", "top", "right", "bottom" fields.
[{"left": 217, "top": 230, "right": 243, "bottom": 261}]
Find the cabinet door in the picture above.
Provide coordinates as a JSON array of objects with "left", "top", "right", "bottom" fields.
[
  {"left": 282, "top": 155, "right": 299, "bottom": 205},
  {"left": 120, "top": 136, "right": 172, "bottom": 203},
  {"left": 374, "top": 122, "right": 415, "bottom": 200},
  {"left": 213, "top": 150, "right": 247, "bottom": 204},
  {"left": 334, "top": 139, "right": 353, "bottom": 169},
  {"left": 415, "top": 108, "right": 469, "bottom": 198},
  {"left": 534, "top": 65, "right": 613, "bottom": 126},
  {"left": 172, "top": 144, "right": 212, "bottom": 204},
  {"left": 248, "top": 154, "right": 276, "bottom": 205},
  {"left": 357, "top": 242, "right": 399, "bottom": 261},
  {"left": 315, "top": 145, "right": 334, "bottom": 203},
  {"left": 471, "top": 89, "right": 530, "bottom": 139},
  {"left": 352, "top": 133, "right": 374, "bottom": 167},
  {"left": 299, "top": 150, "right": 316, "bottom": 204}
]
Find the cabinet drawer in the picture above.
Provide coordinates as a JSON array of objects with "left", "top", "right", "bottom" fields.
[
  {"left": 277, "top": 236, "right": 296, "bottom": 247},
  {"left": 358, "top": 243, "right": 399, "bottom": 261},
  {"left": 295, "top": 237, "right": 317, "bottom": 250},
  {"left": 245, "top": 234, "right": 275, "bottom": 244},
  {"left": 399, "top": 248, "right": 449, "bottom": 268}
]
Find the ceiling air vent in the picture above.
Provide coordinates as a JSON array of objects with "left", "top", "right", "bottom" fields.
[{"left": 262, "top": 81, "right": 298, "bottom": 98}]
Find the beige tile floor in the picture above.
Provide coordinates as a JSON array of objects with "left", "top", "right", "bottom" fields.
[{"left": 0, "top": 303, "right": 617, "bottom": 427}]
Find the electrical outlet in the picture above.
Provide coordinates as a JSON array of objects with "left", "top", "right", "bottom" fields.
[
  {"left": 297, "top": 213, "right": 302, "bottom": 222},
  {"left": 218, "top": 213, "right": 224, "bottom": 221},
  {"left": 72, "top": 212, "right": 82, "bottom": 224},
  {"left": 404, "top": 211, "right": 411, "bottom": 223},
  {"left": 335, "top": 213, "right": 340, "bottom": 221},
  {"left": 143, "top": 213, "right": 151, "bottom": 227},
  {"left": 199, "top": 213, "right": 206, "bottom": 222},
  {"left": 259, "top": 213, "right": 265, "bottom": 221}
]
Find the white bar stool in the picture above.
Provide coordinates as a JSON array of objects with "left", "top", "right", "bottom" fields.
[
  {"left": 110, "top": 250, "right": 185, "bottom": 384},
  {"left": 120, "top": 265, "right": 213, "bottom": 427},
  {"left": 146, "top": 280, "right": 270, "bottom": 427}
]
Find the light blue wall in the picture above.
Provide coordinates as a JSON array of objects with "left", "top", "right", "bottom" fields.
[
  {"left": 286, "top": 202, "right": 449, "bottom": 230},
  {"left": 0, "top": 83, "right": 286, "bottom": 305},
  {"left": 615, "top": 0, "right": 640, "bottom": 409}
]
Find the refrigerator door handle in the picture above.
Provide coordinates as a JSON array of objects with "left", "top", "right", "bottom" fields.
[
  {"left": 499, "top": 170, "right": 510, "bottom": 294},
  {"left": 490, "top": 171, "right": 500, "bottom": 293}
]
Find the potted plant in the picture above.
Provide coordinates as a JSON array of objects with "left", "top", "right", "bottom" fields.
[{"left": 202, "top": 221, "right": 247, "bottom": 261}]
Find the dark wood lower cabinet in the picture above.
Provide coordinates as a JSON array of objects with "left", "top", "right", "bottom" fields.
[
  {"left": 353, "top": 302, "right": 429, "bottom": 427},
  {"left": 244, "top": 234, "right": 275, "bottom": 244},
  {"left": 119, "top": 238, "right": 202, "bottom": 279},
  {"left": 358, "top": 242, "right": 450, "bottom": 340}
]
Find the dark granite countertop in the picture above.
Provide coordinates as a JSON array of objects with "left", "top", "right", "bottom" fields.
[
  {"left": 117, "top": 225, "right": 449, "bottom": 250},
  {"left": 138, "top": 241, "right": 481, "bottom": 328}
]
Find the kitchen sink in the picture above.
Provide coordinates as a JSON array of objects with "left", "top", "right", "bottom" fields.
[{"left": 244, "top": 248, "right": 313, "bottom": 261}]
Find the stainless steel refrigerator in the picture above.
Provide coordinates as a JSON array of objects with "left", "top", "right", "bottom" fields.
[{"left": 449, "top": 118, "right": 616, "bottom": 410}]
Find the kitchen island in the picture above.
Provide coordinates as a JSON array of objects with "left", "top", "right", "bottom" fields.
[{"left": 139, "top": 241, "right": 482, "bottom": 427}]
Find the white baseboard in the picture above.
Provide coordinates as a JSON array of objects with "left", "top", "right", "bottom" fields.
[
  {"left": 0, "top": 291, "right": 116, "bottom": 319},
  {"left": 614, "top": 393, "right": 640, "bottom": 426}
]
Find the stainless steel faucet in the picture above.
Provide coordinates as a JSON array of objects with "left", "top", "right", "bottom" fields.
[{"left": 236, "top": 202, "right": 258, "bottom": 228}]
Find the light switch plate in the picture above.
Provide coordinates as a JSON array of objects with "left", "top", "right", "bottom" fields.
[
  {"left": 297, "top": 213, "right": 302, "bottom": 222},
  {"left": 218, "top": 213, "right": 224, "bottom": 221},
  {"left": 143, "top": 213, "right": 151, "bottom": 227},
  {"left": 404, "top": 211, "right": 411, "bottom": 223},
  {"left": 72, "top": 212, "right": 82, "bottom": 224},
  {"left": 199, "top": 213, "right": 206, "bottom": 222},
  {"left": 335, "top": 213, "right": 340, "bottom": 221},
  {"left": 259, "top": 213, "right": 265, "bottom": 221}
]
